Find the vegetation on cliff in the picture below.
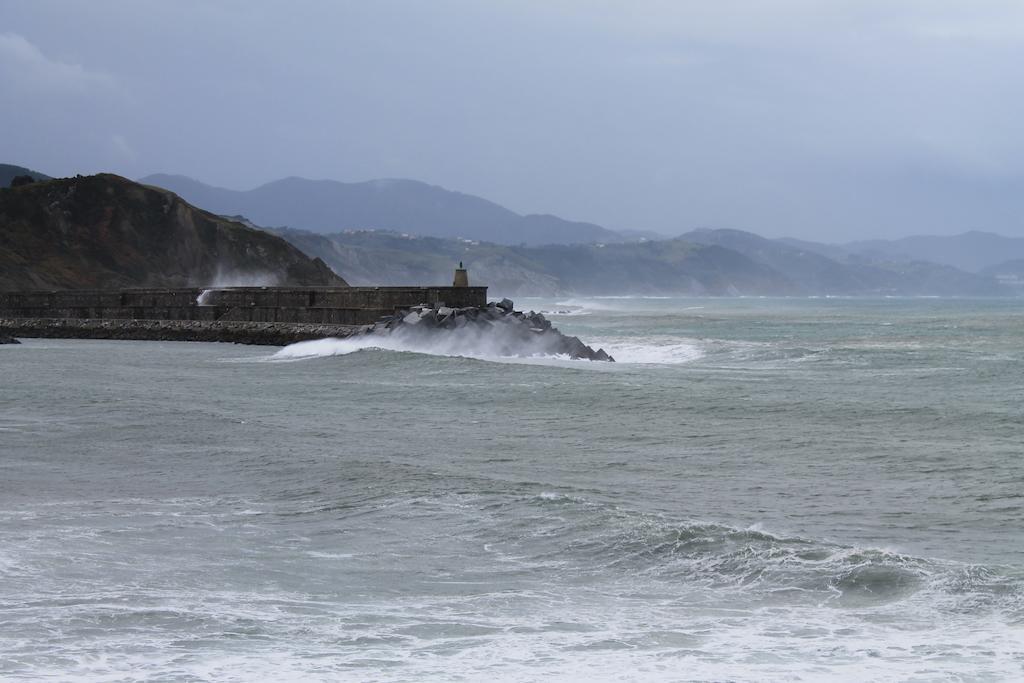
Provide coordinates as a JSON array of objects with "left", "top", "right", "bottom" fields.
[{"left": 0, "top": 174, "right": 347, "bottom": 290}]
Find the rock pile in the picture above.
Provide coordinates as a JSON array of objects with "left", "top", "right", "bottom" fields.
[{"left": 363, "top": 298, "right": 614, "bottom": 361}]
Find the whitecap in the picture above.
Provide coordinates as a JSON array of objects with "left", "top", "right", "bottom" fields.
[
  {"left": 268, "top": 332, "right": 611, "bottom": 368},
  {"left": 588, "top": 337, "right": 705, "bottom": 365}
]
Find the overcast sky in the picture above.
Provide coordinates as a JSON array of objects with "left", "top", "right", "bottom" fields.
[{"left": 3, "top": 1, "right": 1024, "bottom": 241}]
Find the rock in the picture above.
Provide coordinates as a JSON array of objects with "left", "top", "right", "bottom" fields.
[
  {"left": 363, "top": 301, "right": 613, "bottom": 361},
  {"left": 0, "top": 334, "right": 20, "bottom": 344}
]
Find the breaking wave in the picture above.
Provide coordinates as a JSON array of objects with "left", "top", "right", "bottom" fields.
[
  {"left": 587, "top": 336, "right": 705, "bottom": 364},
  {"left": 271, "top": 329, "right": 705, "bottom": 366},
  {"left": 272, "top": 327, "right": 591, "bottom": 365}
]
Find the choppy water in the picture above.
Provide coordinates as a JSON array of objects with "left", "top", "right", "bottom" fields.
[{"left": 2, "top": 297, "right": 1023, "bottom": 681}]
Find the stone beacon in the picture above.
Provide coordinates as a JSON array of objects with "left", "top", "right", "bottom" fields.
[{"left": 453, "top": 262, "right": 469, "bottom": 288}]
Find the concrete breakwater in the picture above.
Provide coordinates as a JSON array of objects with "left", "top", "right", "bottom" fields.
[
  {"left": 0, "top": 286, "right": 613, "bottom": 360},
  {"left": 0, "top": 286, "right": 488, "bottom": 326}
]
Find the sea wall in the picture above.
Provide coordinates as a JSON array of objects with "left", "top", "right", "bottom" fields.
[{"left": 0, "top": 286, "right": 488, "bottom": 326}]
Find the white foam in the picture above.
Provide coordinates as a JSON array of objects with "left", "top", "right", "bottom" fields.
[
  {"left": 270, "top": 330, "right": 601, "bottom": 367},
  {"left": 271, "top": 329, "right": 705, "bottom": 367},
  {"left": 539, "top": 308, "right": 591, "bottom": 317},
  {"left": 590, "top": 337, "right": 705, "bottom": 364},
  {"left": 550, "top": 298, "right": 618, "bottom": 314}
]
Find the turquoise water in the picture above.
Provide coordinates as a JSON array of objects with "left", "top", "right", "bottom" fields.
[{"left": 1, "top": 297, "right": 1022, "bottom": 680}]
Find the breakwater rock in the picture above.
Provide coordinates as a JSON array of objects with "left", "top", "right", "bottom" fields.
[{"left": 363, "top": 298, "right": 614, "bottom": 361}]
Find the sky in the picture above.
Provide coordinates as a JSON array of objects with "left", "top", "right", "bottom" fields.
[{"left": 2, "top": 0, "right": 1024, "bottom": 242}]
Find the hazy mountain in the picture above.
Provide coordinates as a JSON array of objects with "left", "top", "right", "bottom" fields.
[
  {"left": 980, "top": 259, "right": 1024, "bottom": 292},
  {"left": 616, "top": 228, "right": 669, "bottom": 241},
  {"left": 1, "top": 164, "right": 51, "bottom": 188},
  {"left": 682, "top": 229, "right": 869, "bottom": 293},
  {"left": 274, "top": 228, "right": 796, "bottom": 297},
  {"left": 982, "top": 258, "right": 1024, "bottom": 276},
  {"left": 682, "top": 228, "right": 1008, "bottom": 296},
  {"left": 140, "top": 174, "right": 624, "bottom": 246},
  {"left": 0, "top": 174, "right": 345, "bottom": 290},
  {"left": 842, "top": 231, "right": 1024, "bottom": 273},
  {"left": 276, "top": 225, "right": 1009, "bottom": 297},
  {"left": 775, "top": 236, "right": 852, "bottom": 262}
]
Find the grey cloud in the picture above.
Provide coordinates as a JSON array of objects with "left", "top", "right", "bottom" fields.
[
  {"left": 0, "top": 32, "right": 118, "bottom": 95},
  {"left": 3, "top": 2, "right": 1023, "bottom": 241}
]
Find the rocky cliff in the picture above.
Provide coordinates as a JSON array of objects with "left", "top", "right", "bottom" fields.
[{"left": 0, "top": 174, "right": 346, "bottom": 290}]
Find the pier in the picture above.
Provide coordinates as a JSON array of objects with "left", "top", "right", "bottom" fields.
[{"left": 0, "top": 285, "right": 488, "bottom": 345}]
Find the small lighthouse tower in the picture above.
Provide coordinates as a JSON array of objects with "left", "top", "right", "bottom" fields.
[{"left": 453, "top": 261, "right": 469, "bottom": 287}]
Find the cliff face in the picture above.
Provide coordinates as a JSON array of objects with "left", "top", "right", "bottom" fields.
[{"left": 0, "top": 174, "right": 347, "bottom": 290}]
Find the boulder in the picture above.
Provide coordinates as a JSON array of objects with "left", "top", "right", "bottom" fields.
[{"left": 363, "top": 300, "right": 613, "bottom": 361}]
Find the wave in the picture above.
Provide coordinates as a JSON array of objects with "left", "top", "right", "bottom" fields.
[
  {"left": 465, "top": 489, "right": 1024, "bottom": 617},
  {"left": 588, "top": 336, "right": 705, "bottom": 364},
  {"left": 9, "top": 487, "right": 1022, "bottom": 682},
  {"left": 270, "top": 330, "right": 596, "bottom": 366},
  {"left": 271, "top": 329, "right": 707, "bottom": 366},
  {"left": 554, "top": 296, "right": 670, "bottom": 307},
  {"left": 537, "top": 307, "right": 590, "bottom": 317},
  {"left": 269, "top": 330, "right": 955, "bottom": 370}
]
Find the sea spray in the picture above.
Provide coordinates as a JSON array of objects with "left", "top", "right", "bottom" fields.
[
  {"left": 275, "top": 298, "right": 614, "bottom": 362},
  {"left": 195, "top": 268, "right": 282, "bottom": 306}
]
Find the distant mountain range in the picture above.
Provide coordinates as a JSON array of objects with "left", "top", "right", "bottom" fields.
[
  {"left": 679, "top": 228, "right": 1006, "bottom": 297},
  {"left": 139, "top": 173, "right": 624, "bottom": 246},
  {"left": 835, "top": 231, "right": 1024, "bottom": 274},
  {"left": 273, "top": 226, "right": 1010, "bottom": 297},
  {"left": 2, "top": 163, "right": 1020, "bottom": 296},
  {"left": 0, "top": 163, "right": 50, "bottom": 188},
  {"left": 138, "top": 172, "right": 1024, "bottom": 275},
  {"left": 0, "top": 172, "right": 344, "bottom": 289},
  {"left": 272, "top": 226, "right": 797, "bottom": 296},
  {"left": 776, "top": 231, "right": 1024, "bottom": 274}
]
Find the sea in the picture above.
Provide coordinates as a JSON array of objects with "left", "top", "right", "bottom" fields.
[{"left": 1, "top": 296, "right": 1022, "bottom": 682}]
